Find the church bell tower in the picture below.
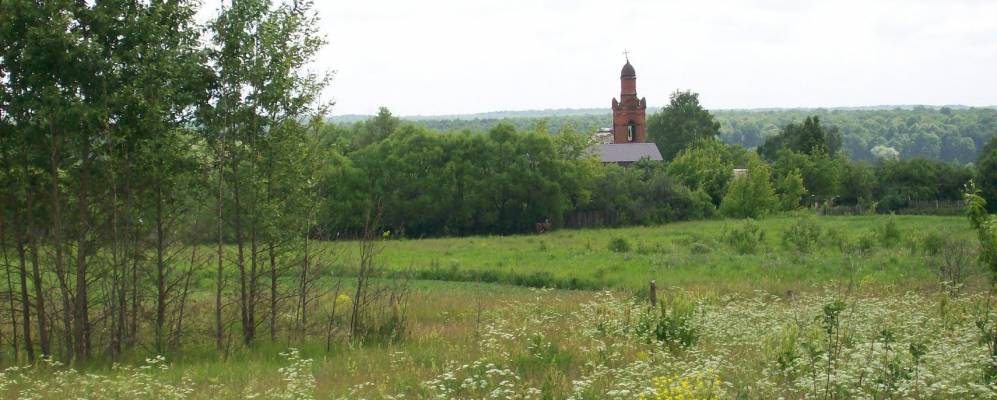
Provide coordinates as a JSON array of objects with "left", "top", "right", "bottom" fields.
[{"left": 611, "top": 56, "right": 647, "bottom": 143}]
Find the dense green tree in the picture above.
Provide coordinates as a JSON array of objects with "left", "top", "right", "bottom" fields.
[
  {"left": 977, "top": 136, "right": 997, "bottom": 212},
  {"left": 758, "top": 116, "right": 841, "bottom": 161},
  {"left": 583, "top": 162, "right": 714, "bottom": 226},
  {"left": 770, "top": 148, "right": 841, "bottom": 202},
  {"left": 353, "top": 107, "right": 401, "bottom": 148},
  {"left": 398, "top": 107, "right": 995, "bottom": 165},
  {"left": 719, "top": 154, "right": 777, "bottom": 218},
  {"left": 775, "top": 168, "right": 807, "bottom": 210},
  {"left": 1, "top": 0, "right": 209, "bottom": 361},
  {"left": 875, "top": 158, "right": 973, "bottom": 211},
  {"left": 666, "top": 138, "right": 736, "bottom": 205},
  {"left": 838, "top": 161, "right": 876, "bottom": 206},
  {"left": 207, "top": 0, "right": 329, "bottom": 346},
  {"left": 646, "top": 91, "right": 721, "bottom": 161}
]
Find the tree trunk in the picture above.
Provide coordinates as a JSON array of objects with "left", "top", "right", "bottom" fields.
[
  {"left": 249, "top": 218, "right": 258, "bottom": 344},
  {"left": 29, "top": 231, "right": 49, "bottom": 357},
  {"left": 173, "top": 244, "right": 196, "bottom": 349},
  {"left": 155, "top": 185, "right": 167, "bottom": 354},
  {"left": 215, "top": 157, "right": 224, "bottom": 352},
  {"left": 233, "top": 159, "right": 250, "bottom": 346},
  {"left": 73, "top": 150, "right": 91, "bottom": 362},
  {"left": 269, "top": 242, "right": 277, "bottom": 341},
  {"left": 48, "top": 133, "right": 73, "bottom": 360},
  {"left": 15, "top": 231, "right": 34, "bottom": 362},
  {"left": 3, "top": 228, "right": 19, "bottom": 362},
  {"left": 299, "top": 231, "right": 309, "bottom": 337}
]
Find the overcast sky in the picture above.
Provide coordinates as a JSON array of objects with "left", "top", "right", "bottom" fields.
[{"left": 204, "top": 0, "right": 997, "bottom": 116}]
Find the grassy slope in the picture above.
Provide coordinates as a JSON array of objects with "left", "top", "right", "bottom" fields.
[
  {"left": 6, "top": 214, "right": 986, "bottom": 398},
  {"left": 339, "top": 214, "right": 979, "bottom": 294}
]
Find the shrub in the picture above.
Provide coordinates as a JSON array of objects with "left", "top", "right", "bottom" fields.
[
  {"left": 822, "top": 225, "right": 853, "bottom": 252},
  {"left": 690, "top": 243, "right": 712, "bottom": 255},
  {"left": 876, "top": 214, "right": 902, "bottom": 247},
  {"left": 782, "top": 216, "right": 822, "bottom": 252},
  {"left": 719, "top": 155, "right": 778, "bottom": 218},
  {"left": 636, "top": 293, "right": 699, "bottom": 348},
  {"left": 608, "top": 237, "right": 632, "bottom": 253},
  {"left": 854, "top": 232, "right": 878, "bottom": 252},
  {"left": 917, "top": 231, "right": 945, "bottom": 255},
  {"left": 922, "top": 231, "right": 978, "bottom": 292},
  {"left": 720, "top": 218, "right": 766, "bottom": 254}
]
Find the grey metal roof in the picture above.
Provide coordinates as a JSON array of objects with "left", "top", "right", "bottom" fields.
[{"left": 596, "top": 143, "right": 663, "bottom": 163}]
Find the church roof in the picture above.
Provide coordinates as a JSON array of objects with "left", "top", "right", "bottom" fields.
[
  {"left": 596, "top": 143, "right": 662, "bottom": 163},
  {"left": 620, "top": 61, "right": 636, "bottom": 78}
]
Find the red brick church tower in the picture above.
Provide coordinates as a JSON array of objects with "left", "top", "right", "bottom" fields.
[{"left": 611, "top": 58, "right": 647, "bottom": 143}]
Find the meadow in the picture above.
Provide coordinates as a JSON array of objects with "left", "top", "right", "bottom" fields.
[{"left": 2, "top": 214, "right": 996, "bottom": 399}]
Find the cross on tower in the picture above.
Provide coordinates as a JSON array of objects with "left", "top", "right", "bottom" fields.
[{"left": 622, "top": 49, "right": 630, "bottom": 61}]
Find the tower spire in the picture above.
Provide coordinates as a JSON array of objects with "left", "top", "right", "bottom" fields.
[{"left": 611, "top": 56, "right": 646, "bottom": 144}]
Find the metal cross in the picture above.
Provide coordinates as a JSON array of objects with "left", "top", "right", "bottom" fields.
[{"left": 623, "top": 49, "right": 630, "bottom": 61}]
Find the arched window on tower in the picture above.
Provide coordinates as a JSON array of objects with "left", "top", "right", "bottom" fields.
[{"left": 627, "top": 121, "right": 635, "bottom": 142}]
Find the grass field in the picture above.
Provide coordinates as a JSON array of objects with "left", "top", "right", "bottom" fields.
[
  {"left": 348, "top": 214, "right": 983, "bottom": 293},
  {"left": 3, "top": 214, "right": 996, "bottom": 399}
]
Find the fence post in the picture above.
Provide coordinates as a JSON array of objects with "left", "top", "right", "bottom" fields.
[{"left": 649, "top": 280, "right": 657, "bottom": 308}]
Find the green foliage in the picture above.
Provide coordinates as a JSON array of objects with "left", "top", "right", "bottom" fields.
[
  {"left": 875, "top": 158, "right": 974, "bottom": 211},
  {"left": 666, "top": 138, "right": 739, "bottom": 205},
  {"left": 579, "top": 161, "right": 716, "bottom": 228},
  {"left": 719, "top": 154, "right": 777, "bottom": 218},
  {"left": 782, "top": 216, "right": 823, "bottom": 253},
  {"left": 965, "top": 183, "right": 997, "bottom": 281},
  {"left": 690, "top": 243, "right": 712, "bottom": 255},
  {"left": 838, "top": 161, "right": 876, "bottom": 206},
  {"left": 875, "top": 214, "right": 903, "bottom": 247},
  {"left": 720, "top": 219, "right": 766, "bottom": 254},
  {"left": 354, "top": 107, "right": 401, "bottom": 148},
  {"left": 758, "top": 116, "right": 842, "bottom": 161},
  {"left": 646, "top": 91, "right": 721, "bottom": 161},
  {"left": 637, "top": 294, "right": 699, "bottom": 348},
  {"left": 322, "top": 123, "right": 588, "bottom": 236},
  {"left": 385, "top": 107, "right": 995, "bottom": 165},
  {"left": 770, "top": 148, "right": 842, "bottom": 201},
  {"left": 775, "top": 168, "right": 807, "bottom": 211},
  {"left": 608, "top": 237, "right": 632, "bottom": 253},
  {"left": 977, "top": 136, "right": 997, "bottom": 212}
]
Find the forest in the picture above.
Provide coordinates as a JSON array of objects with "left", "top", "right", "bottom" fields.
[
  {"left": 319, "top": 99, "right": 996, "bottom": 237},
  {"left": 370, "top": 106, "right": 996, "bottom": 164}
]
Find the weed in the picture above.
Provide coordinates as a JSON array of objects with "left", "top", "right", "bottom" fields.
[
  {"left": 876, "top": 214, "right": 902, "bottom": 247},
  {"left": 720, "top": 219, "right": 765, "bottom": 254},
  {"left": 609, "top": 237, "right": 632, "bottom": 253},
  {"left": 782, "top": 216, "right": 823, "bottom": 253},
  {"left": 690, "top": 243, "right": 712, "bottom": 255}
]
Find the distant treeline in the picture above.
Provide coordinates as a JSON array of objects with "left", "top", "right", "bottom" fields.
[
  {"left": 332, "top": 106, "right": 997, "bottom": 164},
  {"left": 319, "top": 104, "right": 997, "bottom": 237}
]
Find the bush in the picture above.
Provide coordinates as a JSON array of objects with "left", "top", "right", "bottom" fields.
[
  {"left": 876, "top": 214, "right": 902, "bottom": 247},
  {"left": 919, "top": 230, "right": 946, "bottom": 256},
  {"left": 719, "top": 154, "right": 778, "bottom": 218},
  {"left": 721, "top": 218, "right": 766, "bottom": 254},
  {"left": 854, "top": 232, "right": 879, "bottom": 252},
  {"left": 608, "top": 237, "right": 632, "bottom": 253},
  {"left": 690, "top": 243, "right": 712, "bottom": 255},
  {"left": 782, "top": 216, "right": 822, "bottom": 252},
  {"left": 922, "top": 230, "right": 978, "bottom": 292},
  {"left": 636, "top": 293, "right": 699, "bottom": 348}
]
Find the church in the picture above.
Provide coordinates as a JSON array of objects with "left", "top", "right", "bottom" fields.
[{"left": 594, "top": 58, "right": 663, "bottom": 164}]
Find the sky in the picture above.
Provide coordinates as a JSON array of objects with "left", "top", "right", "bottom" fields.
[{"left": 203, "top": 0, "right": 997, "bottom": 116}]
